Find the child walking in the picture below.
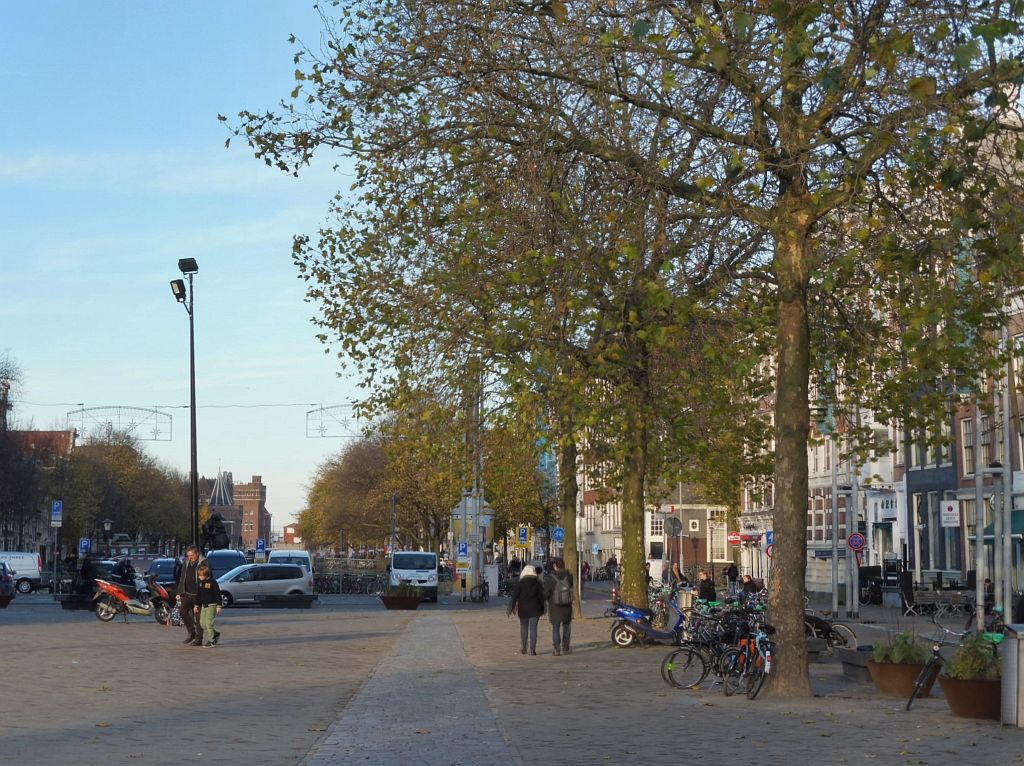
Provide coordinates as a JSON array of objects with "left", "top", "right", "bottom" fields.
[{"left": 195, "top": 563, "right": 222, "bottom": 648}]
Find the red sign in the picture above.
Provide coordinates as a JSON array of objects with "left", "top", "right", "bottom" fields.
[
  {"left": 727, "top": 532, "right": 741, "bottom": 546},
  {"left": 765, "top": 543, "right": 773, "bottom": 558}
]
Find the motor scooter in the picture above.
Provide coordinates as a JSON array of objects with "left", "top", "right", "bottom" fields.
[
  {"left": 93, "top": 573, "right": 172, "bottom": 624},
  {"left": 609, "top": 594, "right": 686, "bottom": 647}
]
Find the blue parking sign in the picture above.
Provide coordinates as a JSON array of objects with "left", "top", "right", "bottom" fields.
[
  {"left": 79, "top": 537, "right": 91, "bottom": 555},
  {"left": 458, "top": 541, "right": 469, "bottom": 557},
  {"left": 256, "top": 538, "right": 266, "bottom": 551},
  {"left": 518, "top": 525, "right": 529, "bottom": 545}
]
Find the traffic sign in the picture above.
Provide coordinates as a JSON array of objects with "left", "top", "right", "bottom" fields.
[
  {"left": 79, "top": 537, "right": 91, "bottom": 556},
  {"left": 256, "top": 538, "right": 266, "bottom": 551},
  {"left": 727, "top": 531, "right": 741, "bottom": 546},
  {"left": 765, "top": 543, "right": 773, "bottom": 558},
  {"left": 517, "top": 525, "right": 530, "bottom": 547},
  {"left": 847, "top": 532, "right": 866, "bottom": 551},
  {"left": 552, "top": 527, "right": 565, "bottom": 543},
  {"left": 765, "top": 530, "right": 774, "bottom": 546},
  {"left": 591, "top": 544, "right": 600, "bottom": 555},
  {"left": 458, "top": 540, "right": 469, "bottom": 558},
  {"left": 51, "top": 500, "right": 63, "bottom": 528}
]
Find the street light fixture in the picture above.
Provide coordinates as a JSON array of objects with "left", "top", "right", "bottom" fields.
[
  {"left": 170, "top": 257, "right": 200, "bottom": 549},
  {"left": 102, "top": 518, "right": 113, "bottom": 555}
]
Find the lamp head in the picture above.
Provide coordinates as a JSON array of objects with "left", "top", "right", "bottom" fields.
[
  {"left": 170, "top": 279, "right": 187, "bottom": 303},
  {"left": 178, "top": 258, "right": 199, "bottom": 275}
]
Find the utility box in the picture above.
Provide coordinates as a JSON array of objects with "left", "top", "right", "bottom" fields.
[{"left": 1001, "top": 624, "right": 1024, "bottom": 726}]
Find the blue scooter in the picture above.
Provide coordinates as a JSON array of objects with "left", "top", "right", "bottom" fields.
[{"left": 609, "top": 592, "right": 687, "bottom": 647}]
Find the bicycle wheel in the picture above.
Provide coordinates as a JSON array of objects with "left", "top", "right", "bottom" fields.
[
  {"left": 906, "top": 656, "right": 941, "bottom": 710},
  {"left": 661, "top": 646, "right": 708, "bottom": 689},
  {"left": 470, "top": 585, "right": 484, "bottom": 602},
  {"left": 721, "top": 647, "right": 744, "bottom": 696},
  {"left": 746, "top": 664, "right": 767, "bottom": 699},
  {"left": 827, "top": 623, "right": 857, "bottom": 651}
]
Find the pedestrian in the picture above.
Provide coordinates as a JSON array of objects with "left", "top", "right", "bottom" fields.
[
  {"left": 726, "top": 561, "right": 739, "bottom": 597},
  {"left": 644, "top": 561, "right": 653, "bottom": 587},
  {"left": 670, "top": 561, "right": 689, "bottom": 588},
  {"left": 697, "top": 569, "right": 717, "bottom": 601},
  {"left": 176, "top": 545, "right": 207, "bottom": 646},
  {"left": 741, "top": 574, "right": 759, "bottom": 595},
  {"left": 543, "top": 557, "right": 574, "bottom": 656},
  {"left": 507, "top": 564, "right": 545, "bottom": 655},
  {"left": 581, "top": 561, "right": 590, "bottom": 581},
  {"left": 195, "top": 562, "right": 222, "bottom": 648}
]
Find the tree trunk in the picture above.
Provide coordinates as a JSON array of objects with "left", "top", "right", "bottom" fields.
[
  {"left": 619, "top": 389, "right": 649, "bottom": 608},
  {"left": 769, "top": 201, "right": 814, "bottom": 697},
  {"left": 558, "top": 433, "right": 582, "bottom": 619}
]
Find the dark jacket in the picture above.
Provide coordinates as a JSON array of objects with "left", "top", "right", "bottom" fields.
[
  {"left": 543, "top": 569, "right": 574, "bottom": 624},
  {"left": 176, "top": 555, "right": 206, "bottom": 598},
  {"left": 725, "top": 563, "right": 739, "bottom": 582},
  {"left": 698, "top": 577, "right": 717, "bottom": 601},
  {"left": 508, "top": 575, "right": 546, "bottom": 619},
  {"left": 197, "top": 577, "right": 221, "bottom": 607}
]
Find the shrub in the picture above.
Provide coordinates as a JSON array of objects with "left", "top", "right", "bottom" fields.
[
  {"left": 944, "top": 635, "right": 1000, "bottom": 680},
  {"left": 872, "top": 632, "right": 929, "bottom": 664}
]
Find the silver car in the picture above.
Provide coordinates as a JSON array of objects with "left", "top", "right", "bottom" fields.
[{"left": 216, "top": 563, "right": 313, "bottom": 607}]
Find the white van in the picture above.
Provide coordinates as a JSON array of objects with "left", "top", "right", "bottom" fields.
[
  {"left": 0, "top": 551, "right": 42, "bottom": 594},
  {"left": 389, "top": 551, "right": 439, "bottom": 602},
  {"left": 267, "top": 549, "right": 314, "bottom": 575}
]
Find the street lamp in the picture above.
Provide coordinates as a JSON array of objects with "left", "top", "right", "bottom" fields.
[
  {"left": 170, "top": 257, "right": 200, "bottom": 549},
  {"left": 102, "top": 518, "right": 113, "bottom": 556}
]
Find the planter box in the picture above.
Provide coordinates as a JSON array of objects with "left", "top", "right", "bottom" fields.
[
  {"left": 253, "top": 594, "right": 318, "bottom": 609},
  {"left": 380, "top": 595, "right": 421, "bottom": 610},
  {"left": 835, "top": 646, "right": 873, "bottom": 683},
  {"left": 56, "top": 593, "right": 95, "bottom": 611},
  {"left": 938, "top": 675, "right": 1001, "bottom": 720},
  {"left": 867, "top": 660, "right": 937, "bottom": 698},
  {"left": 0, "top": 594, "right": 12, "bottom": 609},
  {"left": 807, "top": 637, "right": 828, "bottom": 663}
]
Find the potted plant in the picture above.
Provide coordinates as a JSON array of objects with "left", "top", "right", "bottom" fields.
[
  {"left": 867, "top": 632, "right": 935, "bottom": 697},
  {"left": 938, "top": 636, "right": 1001, "bottom": 720},
  {"left": 380, "top": 581, "right": 423, "bottom": 610}
]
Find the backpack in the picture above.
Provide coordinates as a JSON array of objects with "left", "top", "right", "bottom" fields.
[{"left": 551, "top": 575, "right": 573, "bottom": 606}]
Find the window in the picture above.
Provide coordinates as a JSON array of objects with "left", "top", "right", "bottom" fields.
[
  {"left": 962, "top": 418, "right": 974, "bottom": 476},
  {"left": 649, "top": 515, "right": 664, "bottom": 537},
  {"left": 981, "top": 415, "right": 992, "bottom": 466},
  {"left": 689, "top": 519, "right": 699, "bottom": 532}
]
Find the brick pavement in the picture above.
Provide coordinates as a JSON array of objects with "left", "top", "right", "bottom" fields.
[{"left": 8, "top": 588, "right": 1024, "bottom": 766}]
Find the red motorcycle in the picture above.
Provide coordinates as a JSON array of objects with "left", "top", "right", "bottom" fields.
[{"left": 93, "top": 573, "right": 172, "bottom": 625}]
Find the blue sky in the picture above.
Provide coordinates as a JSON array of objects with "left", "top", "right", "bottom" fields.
[{"left": 1, "top": 2, "right": 360, "bottom": 525}]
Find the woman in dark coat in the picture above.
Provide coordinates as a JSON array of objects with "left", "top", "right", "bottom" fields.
[
  {"left": 543, "top": 557, "right": 574, "bottom": 655},
  {"left": 507, "top": 564, "right": 546, "bottom": 655}
]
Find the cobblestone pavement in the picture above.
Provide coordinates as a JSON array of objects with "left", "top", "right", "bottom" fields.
[{"left": 8, "top": 588, "right": 1024, "bottom": 766}]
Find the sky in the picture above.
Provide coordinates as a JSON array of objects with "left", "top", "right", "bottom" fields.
[{"left": 1, "top": 2, "right": 362, "bottom": 526}]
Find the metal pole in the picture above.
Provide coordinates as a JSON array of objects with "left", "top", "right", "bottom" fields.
[
  {"left": 390, "top": 492, "right": 397, "bottom": 554},
  {"left": 848, "top": 449, "right": 860, "bottom": 619},
  {"left": 188, "top": 272, "right": 199, "bottom": 549},
  {"left": 1003, "top": 324, "right": 1015, "bottom": 619},
  {"left": 974, "top": 400, "right": 987, "bottom": 632},
  {"left": 831, "top": 431, "right": 840, "bottom": 616}
]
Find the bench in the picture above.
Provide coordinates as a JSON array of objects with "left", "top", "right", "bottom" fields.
[{"left": 253, "top": 594, "right": 318, "bottom": 609}]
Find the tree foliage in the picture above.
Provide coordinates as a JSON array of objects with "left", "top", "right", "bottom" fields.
[{"left": 235, "top": 0, "right": 1024, "bottom": 696}]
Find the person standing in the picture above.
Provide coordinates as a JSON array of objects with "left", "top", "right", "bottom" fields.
[
  {"left": 195, "top": 562, "right": 222, "bottom": 648},
  {"left": 543, "top": 557, "right": 574, "bottom": 656},
  {"left": 507, "top": 564, "right": 545, "bottom": 655},
  {"left": 726, "top": 561, "right": 739, "bottom": 597},
  {"left": 670, "top": 561, "right": 689, "bottom": 588},
  {"left": 176, "top": 545, "right": 206, "bottom": 646},
  {"left": 697, "top": 569, "right": 717, "bottom": 601}
]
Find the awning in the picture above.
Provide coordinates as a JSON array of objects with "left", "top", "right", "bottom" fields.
[{"left": 976, "top": 509, "right": 1024, "bottom": 541}]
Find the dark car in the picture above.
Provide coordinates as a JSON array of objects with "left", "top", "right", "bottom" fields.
[
  {"left": 146, "top": 557, "right": 180, "bottom": 598},
  {"left": 205, "top": 550, "right": 248, "bottom": 580},
  {"left": 0, "top": 561, "right": 15, "bottom": 599},
  {"left": 75, "top": 557, "right": 117, "bottom": 594}
]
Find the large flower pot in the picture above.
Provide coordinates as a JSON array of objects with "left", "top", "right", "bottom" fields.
[
  {"left": 867, "top": 660, "right": 936, "bottom": 698},
  {"left": 938, "top": 675, "right": 1001, "bottom": 720},
  {"left": 380, "top": 595, "right": 421, "bottom": 610}
]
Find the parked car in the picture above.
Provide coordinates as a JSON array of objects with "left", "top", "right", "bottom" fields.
[
  {"left": 0, "top": 561, "right": 16, "bottom": 598},
  {"left": 204, "top": 550, "right": 248, "bottom": 580},
  {"left": 267, "top": 549, "right": 314, "bottom": 574},
  {"left": 0, "top": 551, "right": 43, "bottom": 594},
  {"left": 216, "top": 563, "right": 313, "bottom": 607},
  {"left": 146, "top": 557, "right": 180, "bottom": 598},
  {"left": 75, "top": 557, "right": 118, "bottom": 594}
]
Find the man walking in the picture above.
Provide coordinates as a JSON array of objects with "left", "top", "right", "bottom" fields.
[
  {"left": 726, "top": 561, "right": 739, "bottom": 598},
  {"left": 176, "top": 545, "right": 206, "bottom": 646}
]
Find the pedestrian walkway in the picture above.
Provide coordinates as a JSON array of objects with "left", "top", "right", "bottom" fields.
[{"left": 303, "top": 611, "right": 521, "bottom": 766}]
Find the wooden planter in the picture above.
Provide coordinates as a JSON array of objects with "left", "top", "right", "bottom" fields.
[
  {"left": 0, "top": 594, "right": 12, "bottom": 609},
  {"left": 938, "top": 675, "right": 1001, "bottom": 720},
  {"left": 380, "top": 595, "right": 421, "bottom": 610},
  {"left": 867, "top": 660, "right": 936, "bottom": 698}
]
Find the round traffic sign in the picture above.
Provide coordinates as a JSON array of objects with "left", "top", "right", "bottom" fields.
[
  {"left": 847, "top": 532, "right": 866, "bottom": 551},
  {"left": 765, "top": 543, "right": 773, "bottom": 558},
  {"left": 664, "top": 517, "right": 682, "bottom": 536},
  {"left": 727, "top": 531, "right": 741, "bottom": 546}
]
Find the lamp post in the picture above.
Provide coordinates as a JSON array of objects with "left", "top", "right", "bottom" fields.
[
  {"left": 102, "top": 518, "right": 113, "bottom": 556},
  {"left": 170, "top": 257, "right": 200, "bottom": 549}
]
